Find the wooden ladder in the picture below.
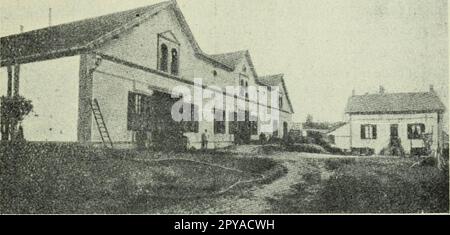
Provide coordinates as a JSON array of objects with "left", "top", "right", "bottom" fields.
[{"left": 90, "top": 99, "right": 113, "bottom": 149}]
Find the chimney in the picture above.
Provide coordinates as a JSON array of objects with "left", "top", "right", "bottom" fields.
[
  {"left": 430, "top": 85, "right": 435, "bottom": 93},
  {"left": 48, "top": 8, "right": 52, "bottom": 26},
  {"left": 19, "top": 25, "right": 24, "bottom": 33},
  {"left": 379, "top": 86, "right": 385, "bottom": 94},
  {"left": 352, "top": 89, "right": 356, "bottom": 96}
]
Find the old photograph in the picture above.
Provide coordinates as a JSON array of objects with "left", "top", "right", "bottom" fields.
[{"left": 0, "top": 0, "right": 448, "bottom": 215}]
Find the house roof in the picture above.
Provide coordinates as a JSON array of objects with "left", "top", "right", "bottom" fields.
[
  {"left": 327, "top": 122, "right": 348, "bottom": 134},
  {"left": 256, "top": 74, "right": 294, "bottom": 113},
  {"left": 209, "top": 51, "right": 247, "bottom": 70},
  {"left": 0, "top": 0, "right": 295, "bottom": 114},
  {"left": 0, "top": 0, "right": 231, "bottom": 71},
  {"left": 257, "top": 74, "right": 284, "bottom": 87},
  {"left": 345, "top": 91, "right": 446, "bottom": 114},
  {"left": 0, "top": 1, "right": 172, "bottom": 66}
]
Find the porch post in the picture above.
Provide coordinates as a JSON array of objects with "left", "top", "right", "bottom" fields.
[
  {"left": 7, "top": 66, "right": 13, "bottom": 97},
  {"left": 13, "top": 64, "right": 20, "bottom": 96},
  {"left": 2, "top": 66, "right": 13, "bottom": 140}
]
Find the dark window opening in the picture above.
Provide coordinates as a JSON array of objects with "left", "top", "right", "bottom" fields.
[
  {"left": 170, "top": 48, "right": 179, "bottom": 75},
  {"left": 361, "top": 124, "right": 377, "bottom": 139},
  {"left": 250, "top": 115, "right": 258, "bottom": 135},
  {"left": 214, "top": 109, "right": 226, "bottom": 134},
  {"left": 229, "top": 112, "right": 238, "bottom": 134},
  {"left": 181, "top": 103, "right": 199, "bottom": 133},
  {"left": 408, "top": 123, "right": 425, "bottom": 139},
  {"left": 159, "top": 44, "right": 168, "bottom": 72}
]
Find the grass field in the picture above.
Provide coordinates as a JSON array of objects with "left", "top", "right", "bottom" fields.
[
  {"left": 267, "top": 156, "right": 449, "bottom": 213},
  {"left": 1, "top": 143, "right": 448, "bottom": 214},
  {"left": 0, "top": 143, "right": 286, "bottom": 214}
]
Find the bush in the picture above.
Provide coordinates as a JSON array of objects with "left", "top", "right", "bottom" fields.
[
  {"left": 321, "top": 145, "right": 346, "bottom": 155},
  {"left": 315, "top": 164, "right": 449, "bottom": 213},
  {"left": 260, "top": 144, "right": 284, "bottom": 154},
  {"left": 286, "top": 143, "right": 328, "bottom": 154},
  {"left": 324, "top": 158, "right": 356, "bottom": 171}
]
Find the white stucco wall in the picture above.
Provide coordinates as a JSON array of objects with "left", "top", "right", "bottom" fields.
[
  {"left": 0, "top": 56, "right": 80, "bottom": 142},
  {"left": 328, "top": 123, "right": 351, "bottom": 150},
  {"left": 349, "top": 112, "right": 440, "bottom": 154}
]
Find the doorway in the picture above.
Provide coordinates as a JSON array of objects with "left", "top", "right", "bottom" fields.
[
  {"left": 390, "top": 124, "right": 398, "bottom": 139},
  {"left": 283, "top": 122, "right": 288, "bottom": 138}
]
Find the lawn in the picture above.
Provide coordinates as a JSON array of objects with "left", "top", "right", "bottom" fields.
[
  {"left": 267, "top": 156, "right": 449, "bottom": 213},
  {"left": 1, "top": 143, "right": 447, "bottom": 214},
  {"left": 0, "top": 142, "right": 285, "bottom": 214}
]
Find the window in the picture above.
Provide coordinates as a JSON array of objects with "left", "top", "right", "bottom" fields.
[
  {"left": 127, "top": 92, "right": 145, "bottom": 131},
  {"left": 170, "top": 48, "right": 179, "bottom": 75},
  {"left": 361, "top": 124, "right": 377, "bottom": 139},
  {"left": 229, "top": 112, "right": 238, "bottom": 134},
  {"left": 179, "top": 103, "right": 199, "bottom": 133},
  {"left": 273, "top": 120, "right": 279, "bottom": 137},
  {"left": 159, "top": 44, "right": 168, "bottom": 72},
  {"left": 408, "top": 123, "right": 425, "bottom": 139},
  {"left": 214, "top": 109, "right": 226, "bottom": 134},
  {"left": 250, "top": 115, "right": 258, "bottom": 135}
]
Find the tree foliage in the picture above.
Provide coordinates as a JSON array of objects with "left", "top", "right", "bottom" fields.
[{"left": 1, "top": 95, "right": 33, "bottom": 122}]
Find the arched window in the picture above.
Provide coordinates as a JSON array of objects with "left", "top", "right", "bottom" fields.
[
  {"left": 171, "top": 48, "right": 179, "bottom": 75},
  {"left": 159, "top": 44, "right": 168, "bottom": 72}
]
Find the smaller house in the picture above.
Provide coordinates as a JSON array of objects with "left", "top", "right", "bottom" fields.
[
  {"left": 327, "top": 122, "right": 350, "bottom": 150},
  {"left": 333, "top": 86, "right": 446, "bottom": 155}
]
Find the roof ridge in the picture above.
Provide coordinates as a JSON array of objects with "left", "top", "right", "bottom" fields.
[
  {"left": 1, "top": 1, "right": 171, "bottom": 38},
  {"left": 259, "top": 73, "right": 284, "bottom": 78},
  {"left": 353, "top": 91, "right": 434, "bottom": 97},
  {"left": 209, "top": 50, "right": 248, "bottom": 56}
]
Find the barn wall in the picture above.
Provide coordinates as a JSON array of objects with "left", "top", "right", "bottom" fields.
[{"left": 86, "top": 7, "right": 292, "bottom": 149}]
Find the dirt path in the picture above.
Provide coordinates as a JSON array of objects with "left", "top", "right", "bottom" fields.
[{"left": 198, "top": 147, "right": 331, "bottom": 214}]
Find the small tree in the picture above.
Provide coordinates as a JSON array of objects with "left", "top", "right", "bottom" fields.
[
  {"left": 306, "top": 114, "right": 313, "bottom": 124},
  {"left": 1, "top": 95, "right": 33, "bottom": 141}
]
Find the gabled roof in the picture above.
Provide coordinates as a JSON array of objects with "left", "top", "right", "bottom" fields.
[
  {"left": 256, "top": 74, "right": 294, "bottom": 113},
  {"left": 0, "top": 0, "right": 233, "bottom": 71},
  {"left": 345, "top": 91, "right": 446, "bottom": 114},
  {"left": 209, "top": 50, "right": 259, "bottom": 78},
  {"left": 257, "top": 74, "right": 284, "bottom": 87},
  {"left": 0, "top": 0, "right": 296, "bottom": 114},
  {"left": 1, "top": 1, "right": 172, "bottom": 66},
  {"left": 209, "top": 51, "right": 247, "bottom": 70},
  {"left": 327, "top": 122, "right": 348, "bottom": 134}
]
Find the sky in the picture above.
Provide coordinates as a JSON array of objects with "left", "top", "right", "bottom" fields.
[{"left": 0, "top": 0, "right": 448, "bottom": 125}]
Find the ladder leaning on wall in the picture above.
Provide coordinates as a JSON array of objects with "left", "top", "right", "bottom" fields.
[{"left": 90, "top": 98, "right": 113, "bottom": 149}]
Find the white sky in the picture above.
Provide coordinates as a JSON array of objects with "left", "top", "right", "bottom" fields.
[{"left": 0, "top": 0, "right": 448, "bottom": 125}]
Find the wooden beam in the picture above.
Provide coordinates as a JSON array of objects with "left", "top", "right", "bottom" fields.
[
  {"left": 13, "top": 64, "right": 20, "bottom": 96},
  {"left": 7, "top": 66, "right": 13, "bottom": 97}
]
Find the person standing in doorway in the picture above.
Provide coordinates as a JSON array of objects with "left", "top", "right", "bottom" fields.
[{"left": 201, "top": 129, "right": 209, "bottom": 150}]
